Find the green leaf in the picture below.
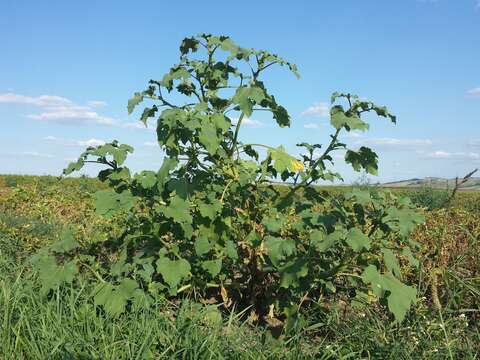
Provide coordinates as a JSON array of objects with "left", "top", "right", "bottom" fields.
[
  {"left": 94, "top": 189, "right": 136, "bottom": 218},
  {"left": 232, "top": 86, "right": 265, "bottom": 117},
  {"left": 362, "top": 265, "right": 416, "bottom": 322},
  {"left": 32, "top": 255, "right": 77, "bottom": 295},
  {"left": 268, "top": 146, "right": 304, "bottom": 174},
  {"left": 128, "top": 92, "right": 144, "bottom": 114},
  {"left": 63, "top": 159, "right": 84, "bottom": 175},
  {"left": 345, "top": 228, "right": 371, "bottom": 252},
  {"left": 156, "top": 257, "right": 191, "bottom": 289},
  {"left": 225, "top": 240, "right": 238, "bottom": 260},
  {"left": 212, "top": 113, "right": 230, "bottom": 132},
  {"left": 382, "top": 248, "right": 401, "bottom": 278},
  {"left": 345, "top": 189, "right": 371, "bottom": 206},
  {"left": 265, "top": 236, "right": 295, "bottom": 267},
  {"left": 139, "top": 105, "right": 157, "bottom": 125},
  {"left": 199, "top": 120, "right": 220, "bottom": 155},
  {"left": 262, "top": 216, "right": 284, "bottom": 233},
  {"left": 383, "top": 207, "right": 425, "bottom": 237},
  {"left": 51, "top": 228, "right": 79, "bottom": 253},
  {"left": 135, "top": 171, "right": 157, "bottom": 189},
  {"left": 311, "top": 229, "right": 343, "bottom": 252},
  {"left": 402, "top": 247, "right": 419, "bottom": 268},
  {"left": 272, "top": 104, "right": 291, "bottom": 127},
  {"left": 330, "top": 105, "right": 368, "bottom": 131},
  {"left": 382, "top": 272, "right": 417, "bottom": 323},
  {"left": 345, "top": 147, "right": 378, "bottom": 175},
  {"left": 163, "top": 195, "right": 192, "bottom": 226},
  {"left": 157, "top": 157, "right": 178, "bottom": 188},
  {"left": 203, "top": 305, "right": 223, "bottom": 327},
  {"left": 362, "top": 264, "right": 385, "bottom": 297},
  {"left": 93, "top": 279, "right": 139, "bottom": 316},
  {"left": 180, "top": 37, "right": 199, "bottom": 55},
  {"left": 194, "top": 235, "right": 212, "bottom": 256},
  {"left": 279, "top": 259, "right": 308, "bottom": 288},
  {"left": 202, "top": 259, "right": 222, "bottom": 277},
  {"left": 198, "top": 200, "right": 222, "bottom": 220}
]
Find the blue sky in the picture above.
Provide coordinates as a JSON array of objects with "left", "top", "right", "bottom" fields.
[{"left": 1, "top": 0, "right": 479, "bottom": 182}]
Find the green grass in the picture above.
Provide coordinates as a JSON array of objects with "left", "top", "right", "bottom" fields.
[{"left": 0, "top": 175, "right": 479, "bottom": 359}]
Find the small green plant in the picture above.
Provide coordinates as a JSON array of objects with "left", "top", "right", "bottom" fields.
[
  {"left": 410, "top": 186, "right": 450, "bottom": 210},
  {"left": 33, "top": 34, "right": 424, "bottom": 327}
]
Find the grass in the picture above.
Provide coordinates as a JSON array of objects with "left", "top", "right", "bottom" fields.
[{"left": 0, "top": 175, "right": 479, "bottom": 359}]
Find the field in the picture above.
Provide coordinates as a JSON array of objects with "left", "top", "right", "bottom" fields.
[{"left": 0, "top": 174, "right": 479, "bottom": 359}]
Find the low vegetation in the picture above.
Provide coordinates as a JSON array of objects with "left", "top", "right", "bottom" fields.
[
  {"left": 1, "top": 175, "right": 479, "bottom": 358},
  {"left": 0, "top": 34, "right": 478, "bottom": 359}
]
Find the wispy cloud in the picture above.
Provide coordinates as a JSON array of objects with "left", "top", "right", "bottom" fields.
[
  {"left": 301, "top": 102, "right": 329, "bottom": 117},
  {"left": 44, "top": 135, "right": 106, "bottom": 147},
  {"left": 0, "top": 150, "right": 54, "bottom": 159},
  {"left": 423, "top": 150, "right": 480, "bottom": 160},
  {"left": 468, "top": 139, "right": 480, "bottom": 147},
  {"left": 22, "top": 151, "right": 54, "bottom": 158},
  {"left": 231, "top": 117, "right": 264, "bottom": 128},
  {"left": 122, "top": 121, "right": 155, "bottom": 131},
  {"left": 343, "top": 131, "right": 364, "bottom": 139},
  {"left": 143, "top": 141, "right": 158, "bottom": 147},
  {"left": 0, "top": 92, "right": 116, "bottom": 125},
  {"left": 0, "top": 93, "right": 72, "bottom": 107},
  {"left": 356, "top": 137, "right": 433, "bottom": 148},
  {"left": 28, "top": 107, "right": 115, "bottom": 125},
  {"left": 303, "top": 123, "right": 322, "bottom": 129},
  {"left": 466, "top": 87, "right": 480, "bottom": 97},
  {"left": 87, "top": 100, "right": 108, "bottom": 107}
]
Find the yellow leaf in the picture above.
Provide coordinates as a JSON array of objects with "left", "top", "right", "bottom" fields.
[
  {"left": 291, "top": 159, "right": 305, "bottom": 172},
  {"left": 268, "top": 304, "right": 275, "bottom": 319},
  {"left": 221, "top": 285, "right": 228, "bottom": 304}
]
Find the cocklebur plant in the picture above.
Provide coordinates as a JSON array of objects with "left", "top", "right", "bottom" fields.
[{"left": 32, "top": 34, "right": 424, "bottom": 329}]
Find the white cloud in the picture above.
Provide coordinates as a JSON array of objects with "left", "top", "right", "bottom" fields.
[
  {"left": 343, "top": 131, "right": 364, "bottom": 139},
  {"left": 79, "top": 138, "right": 106, "bottom": 147},
  {"left": 144, "top": 141, "right": 158, "bottom": 147},
  {"left": 357, "top": 137, "right": 433, "bottom": 147},
  {"left": 0, "top": 92, "right": 116, "bottom": 126},
  {"left": 301, "top": 102, "right": 329, "bottom": 117},
  {"left": 0, "top": 151, "right": 53, "bottom": 160},
  {"left": 0, "top": 93, "right": 72, "bottom": 107},
  {"left": 468, "top": 139, "right": 480, "bottom": 147},
  {"left": 44, "top": 136, "right": 106, "bottom": 147},
  {"left": 21, "top": 151, "right": 54, "bottom": 158},
  {"left": 122, "top": 121, "right": 155, "bottom": 131},
  {"left": 466, "top": 87, "right": 480, "bottom": 97},
  {"left": 304, "top": 123, "right": 321, "bottom": 129},
  {"left": 29, "top": 107, "right": 115, "bottom": 125},
  {"left": 424, "top": 150, "right": 480, "bottom": 160},
  {"left": 87, "top": 100, "right": 107, "bottom": 107},
  {"left": 231, "top": 117, "right": 264, "bottom": 128}
]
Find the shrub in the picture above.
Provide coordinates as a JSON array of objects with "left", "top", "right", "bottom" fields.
[
  {"left": 409, "top": 186, "right": 450, "bottom": 210},
  {"left": 32, "top": 34, "right": 424, "bottom": 328}
]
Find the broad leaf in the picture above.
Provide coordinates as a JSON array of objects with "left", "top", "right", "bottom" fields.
[{"left": 156, "top": 257, "right": 191, "bottom": 290}]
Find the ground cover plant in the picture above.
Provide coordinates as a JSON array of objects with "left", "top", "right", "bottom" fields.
[
  {"left": 0, "top": 34, "right": 479, "bottom": 359},
  {"left": 1, "top": 175, "right": 479, "bottom": 358}
]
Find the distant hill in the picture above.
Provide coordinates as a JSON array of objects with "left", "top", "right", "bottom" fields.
[{"left": 382, "top": 177, "right": 480, "bottom": 190}]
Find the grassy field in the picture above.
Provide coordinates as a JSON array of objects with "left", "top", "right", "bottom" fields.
[{"left": 0, "top": 175, "right": 479, "bottom": 359}]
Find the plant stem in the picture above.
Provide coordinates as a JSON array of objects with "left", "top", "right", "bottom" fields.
[{"left": 229, "top": 112, "right": 245, "bottom": 157}]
